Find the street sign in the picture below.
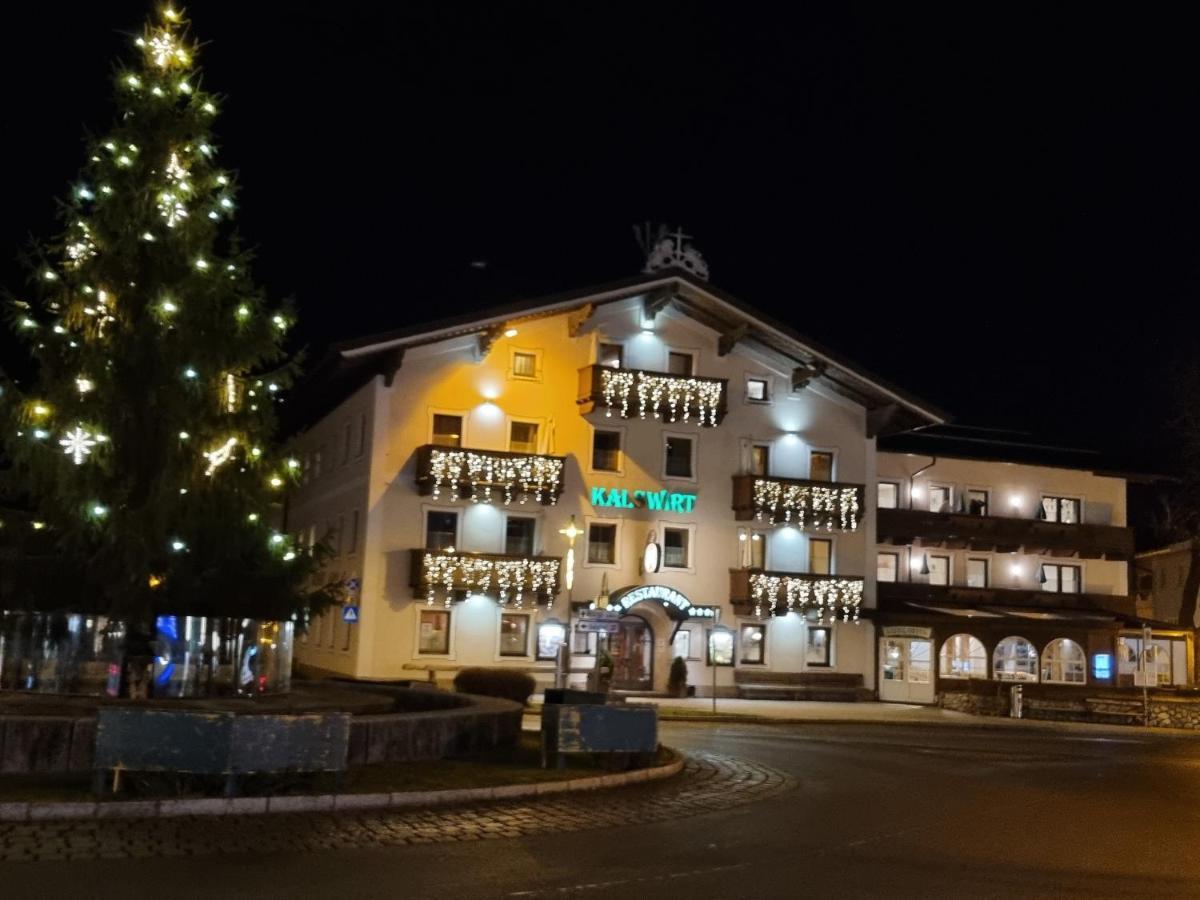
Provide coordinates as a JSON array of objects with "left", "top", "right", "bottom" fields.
[
  {"left": 342, "top": 606, "right": 359, "bottom": 624},
  {"left": 345, "top": 578, "right": 361, "bottom": 593},
  {"left": 576, "top": 619, "right": 619, "bottom": 634},
  {"left": 578, "top": 608, "right": 620, "bottom": 621}
]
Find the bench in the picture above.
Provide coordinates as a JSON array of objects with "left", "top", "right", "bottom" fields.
[{"left": 733, "top": 670, "right": 872, "bottom": 702}]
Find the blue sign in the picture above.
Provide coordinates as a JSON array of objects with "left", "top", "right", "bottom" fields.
[
  {"left": 1092, "top": 653, "right": 1112, "bottom": 680},
  {"left": 345, "top": 578, "right": 361, "bottom": 593},
  {"left": 342, "top": 606, "right": 359, "bottom": 624}
]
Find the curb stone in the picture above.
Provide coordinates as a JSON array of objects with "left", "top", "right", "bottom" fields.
[{"left": 0, "top": 751, "right": 684, "bottom": 822}]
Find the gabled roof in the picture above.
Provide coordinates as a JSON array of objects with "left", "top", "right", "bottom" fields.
[{"left": 294, "top": 270, "right": 948, "bottom": 435}]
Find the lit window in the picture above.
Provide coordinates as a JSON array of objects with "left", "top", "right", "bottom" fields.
[
  {"left": 499, "top": 613, "right": 530, "bottom": 657},
  {"left": 1041, "top": 638, "right": 1086, "bottom": 684},
  {"left": 425, "top": 511, "right": 458, "bottom": 551},
  {"left": 927, "top": 554, "right": 950, "bottom": 586},
  {"left": 432, "top": 414, "right": 463, "bottom": 448},
  {"left": 1042, "top": 496, "right": 1081, "bottom": 523},
  {"left": 418, "top": 609, "right": 451, "bottom": 655},
  {"left": 504, "top": 516, "right": 536, "bottom": 556},
  {"left": 665, "top": 436, "right": 694, "bottom": 479},
  {"left": 877, "top": 552, "right": 898, "bottom": 583},
  {"left": 750, "top": 444, "right": 770, "bottom": 476},
  {"left": 810, "top": 451, "right": 834, "bottom": 482},
  {"left": 537, "top": 621, "right": 566, "bottom": 660},
  {"left": 809, "top": 538, "right": 832, "bottom": 575},
  {"left": 739, "top": 624, "right": 766, "bottom": 664},
  {"left": 664, "top": 527, "right": 690, "bottom": 568},
  {"left": 509, "top": 421, "right": 539, "bottom": 454},
  {"left": 708, "top": 628, "right": 734, "bottom": 666},
  {"left": 746, "top": 378, "right": 769, "bottom": 403},
  {"left": 587, "top": 523, "right": 616, "bottom": 564},
  {"left": 592, "top": 429, "right": 621, "bottom": 472},
  {"left": 749, "top": 532, "right": 766, "bottom": 569},
  {"left": 805, "top": 625, "right": 831, "bottom": 667},
  {"left": 1041, "top": 563, "right": 1081, "bottom": 594},
  {"left": 929, "top": 485, "right": 952, "bottom": 513},
  {"left": 877, "top": 482, "right": 899, "bottom": 509},
  {"left": 966, "top": 557, "right": 988, "bottom": 588},
  {"left": 939, "top": 634, "right": 987, "bottom": 679},
  {"left": 598, "top": 343, "right": 623, "bottom": 369},
  {"left": 672, "top": 629, "right": 691, "bottom": 660},
  {"left": 667, "top": 351, "right": 694, "bottom": 376},
  {"left": 512, "top": 351, "right": 537, "bottom": 379},
  {"left": 993, "top": 636, "right": 1038, "bottom": 681}
]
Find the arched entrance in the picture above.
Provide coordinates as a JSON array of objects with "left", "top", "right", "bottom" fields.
[
  {"left": 602, "top": 585, "right": 718, "bottom": 693},
  {"left": 611, "top": 615, "right": 653, "bottom": 691}
]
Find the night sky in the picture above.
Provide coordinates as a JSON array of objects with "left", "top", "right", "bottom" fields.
[{"left": 4, "top": 3, "right": 1200, "bottom": 472}]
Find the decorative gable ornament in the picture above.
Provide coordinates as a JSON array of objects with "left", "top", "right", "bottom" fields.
[{"left": 636, "top": 224, "right": 710, "bottom": 281}]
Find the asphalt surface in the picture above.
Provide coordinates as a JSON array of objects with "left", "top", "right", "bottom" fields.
[{"left": 5, "top": 721, "right": 1200, "bottom": 898}]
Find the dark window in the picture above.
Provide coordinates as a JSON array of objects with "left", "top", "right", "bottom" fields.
[
  {"left": 499, "top": 614, "right": 530, "bottom": 656},
  {"left": 967, "top": 489, "right": 989, "bottom": 516},
  {"left": 505, "top": 516, "right": 536, "bottom": 557},
  {"left": 425, "top": 511, "right": 458, "bottom": 551},
  {"left": 664, "top": 528, "right": 690, "bottom": 568},
  {"left": 665, "top": 436, "right": 694, "bottom": 479},
  {"left": 509, "top": 421, "right": 539, "bottom": 453},
  {"left": 750, "top": 444, "right": 770, "bottom": 476},
  {"left": 587, "top": 523, "right": 617, "bottom": 564},
  {"left": 805, "top": 626, "right": 832, "bottom": 666},
  {"left": 667, "top": 351, "right": 694, "bottom": 376},
  {"left": 810, "top": 451, "right": 834, "bottom": 482},
  {"left": 746, "top": 378, "right": 769, "bottom": 402},
  {"left": 432, "top": 414, "right": 463, "bottom": 448},
  {"left": 418, "top": 610, "right": 450, "bottom": 654},
  {"left": 740, "top": 624, "right": 766, "bottom": 664},
  {"left": 1042, "top": 496, "right": 1081, "bottom": 524},
  {"left": 592, "top": 429, "right": 621, "bottom": 472},
  {"left": 599, "top": 343, "right": 623, "bottom": 369}
]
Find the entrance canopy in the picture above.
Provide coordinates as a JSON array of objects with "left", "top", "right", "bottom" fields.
[{"left": 606, "top": 585, "right": 719, "bottom": 622}]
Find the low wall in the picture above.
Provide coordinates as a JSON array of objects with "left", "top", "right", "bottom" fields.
[
  {"left": 0, "top": 688, "right": 522, "bottom": 775},
  {"left": 940, "top": 682, "right": 1200, "bottom": 729}
]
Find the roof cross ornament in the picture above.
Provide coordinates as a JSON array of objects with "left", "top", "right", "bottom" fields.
[{"left": 635, "top": 223, "right": 710, "bottom": 281}]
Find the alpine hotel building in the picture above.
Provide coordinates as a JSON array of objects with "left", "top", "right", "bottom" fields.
[{"left": 288, "top": 263, "right": 1191, "bottom": 703}]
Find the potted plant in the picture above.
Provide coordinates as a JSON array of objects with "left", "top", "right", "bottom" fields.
[{"left": 668, "top": 655, "right": 689, "bottom": 698}]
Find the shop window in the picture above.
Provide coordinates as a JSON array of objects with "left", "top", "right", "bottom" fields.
[
  {"left": 1041, "top": 563, "right": 1081, "bottom": 594},
  {"left": 664, "top": 527, "right": 690, "bottom": 568},
  {"left": 740, "top": 624, "right": 766, "bottom": 664},
  {"left": 418, "top": 609, "right": 451, "bottom": 655},
  {"left": 877, "top": 482, "right": 899, "bottom": 509},
  {"left": 929, "top": 485, "right": 952, "bottom": 514},
  {"left": 425, "top": 510, "right": 458, "bottom": 551},
  {"left": 805, "top": 625, "right": 831, "bottom": 667},
  {"left": 672, "top": 629, "right": 691, "bottom": 661},
  {"left": 966, "top": 557, "right": 988, "bottom": 588},
  {"left": 927, "top": 554, "right": 950, "bottom": 586},
  {"left": 509, "top": 420, "right": 539, "bottom": 454},
  {"left": 1042, "top": 496, "right": 1081, "bottom": 523},
  {"left": 966, "top": 489, "right": 989, "bottom": 516},
  {"left": 746, "top": 377, "right": 769, "bottom": 403},
  {"left": 810, "top": 538, "right": 832, "bottom": 575},
  {"left": 750, "top": 444, "right": 771, "bottom": 476},
  {"left": 664, "top": 435, "right": 694, "bottom": 479},
  {"left": 993, "top": 636, "right": 1038, "bottom": 682},
  {"left": 810, "top": 451, "right": 834, "bottom": 482},
  {"left": 707, "top": 628, "right": 734, "bottom": 666},
  {"left": 599, "top": 343, "right": 623, "bottom": 369},
  {"left": 1041, "top": 638, "right": 1086, "bottom": 684},
  {"left": 587, "top": 523, "right": 617, "bottom": 564},
  {"left": 591, "top": 429, "right": 622, "bottom": 472},
  {"left": 536, "top": 621, "right": 566, "bottom": 660},
  {"left": 504, "top": 516, "right": 536, "bottom": 557},
  {"left": 499, "top": 613, "right": 530, "bottom": 657},
  {"left": 877, "top": 552, "right": 898, "bottom": 583},
  {"left": 668, "top": 351, "right": 694, "bottom": 376},
  {"left": 512, "top": 351, "right": 538, "bottom": 379},
  {"left": 939, "top": 634, "right": 987, "bottom": 679},
  {"left": 432, "top": 414, "right": 463, "bottom": 448}
]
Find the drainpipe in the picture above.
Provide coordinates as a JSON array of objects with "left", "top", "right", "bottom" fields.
[{"left": 909, "top": 456, "right": 937, "bottom": 507}]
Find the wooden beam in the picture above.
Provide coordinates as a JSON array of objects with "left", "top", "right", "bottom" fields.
[
  {"left": 718, "top": 322, "right": 750, "bottom": 356},
  {"left": 567, "top": 303, "right": 595, "bottom": 337},
  {"left": 476, "top": 325, "right": 504, "bottom": 361},
  {"left": 791, "top": 361, "right": 826, "bottom": 393},
  {"left": 642, "top": 286, "right": 674, "bottom": 321},
  {"left": 379, "top": 347, "right": 405, "bottom": 387}
]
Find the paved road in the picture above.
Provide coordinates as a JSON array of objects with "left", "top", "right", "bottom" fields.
[{"left": 4, "top": 722, "right": 1200, "bottom": 898}]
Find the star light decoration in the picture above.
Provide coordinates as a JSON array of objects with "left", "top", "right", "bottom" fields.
[
  {"left": 750, "top": 573, "right": 862, "bottom": 622},
  {"left": 203, "top": 437, "right": 238, "bottom": 476},
  {"left": 60, "top": 426, "right": 98, "bottom": 465},
  {"left": 426, "top": 448, "right": 564, "bottom": 505},
  {"left": 422, "top": 551, "right": 560, "bottom": 610},
  {"left": 598, "top": 368, "right": 723, "bottom": 426},
  {"left": 753, "top": 478, "right": 861, "bottom": 531}
]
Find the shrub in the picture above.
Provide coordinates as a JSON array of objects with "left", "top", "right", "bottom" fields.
[
  {"left": 453, "top": 667, "right": 537, "bottom": 705},
  {"left": 668, "top": 656, "right": 688, "bottom": 697}
]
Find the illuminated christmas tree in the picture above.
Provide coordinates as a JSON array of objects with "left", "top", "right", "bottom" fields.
[{"left": 1, "top": 7, "right": 338, "bottom": 632}]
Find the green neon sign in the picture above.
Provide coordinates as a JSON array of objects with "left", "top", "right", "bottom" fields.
[{"left": 590, "top": 486, "right": 697, "bottom": 513}]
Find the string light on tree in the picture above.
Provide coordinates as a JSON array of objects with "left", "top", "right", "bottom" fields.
[{"left": 202, "top": 437, "right": 238, "bottom": 476}]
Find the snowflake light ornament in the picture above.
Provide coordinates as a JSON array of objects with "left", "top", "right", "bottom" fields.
[{"left": 60, "top": 426, "right": 97, "bottom": 465}]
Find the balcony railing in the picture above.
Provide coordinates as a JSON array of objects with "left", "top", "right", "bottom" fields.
[
  {"left": 876, "top": 580, "right": 1137, "bottom": 619},
  {"left": 876, "top": 508, "right": 1133, "bottom": 561},
  {"left": 729, "top": 568, "right": 864, "bottom": 620},
  {"left": 577, "top": 365, "right": 728, "bottom": 426},
  {"left": 411, "top": 549, "right": 561, "bottom": 608},
  {"left": 731, "top": 474, "right": 864, "bottom": 531},
  {"left": 414, "top": 444, "right": 566, "bottom": 506}
]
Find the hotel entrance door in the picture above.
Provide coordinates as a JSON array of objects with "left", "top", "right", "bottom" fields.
[
  {"left": 879, "top": 636, "right": 935, "bottom": 704},
  {"left": 612, "top": 616, "right": 653, "bottom": 691}
]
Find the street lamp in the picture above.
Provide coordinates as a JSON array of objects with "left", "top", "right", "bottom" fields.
[{"left": 708, "top": 623, "right": 735, "bottom": 714}]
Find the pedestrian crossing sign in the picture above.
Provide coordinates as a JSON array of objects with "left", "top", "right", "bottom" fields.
[{"left": 342, "top": 605, "right": 359, "bottom": 624}]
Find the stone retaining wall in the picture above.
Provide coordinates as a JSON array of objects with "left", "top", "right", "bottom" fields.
[
  {"left": 940, "top": 684, "right": 1200, "bottom": 729},
  {"left": 0, "top": 689, "right": 522, "bottom": 775}
]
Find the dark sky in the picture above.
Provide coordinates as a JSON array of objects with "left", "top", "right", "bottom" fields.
[{"left": 5, "top": 3, "right": 1200, "bottom": 471}]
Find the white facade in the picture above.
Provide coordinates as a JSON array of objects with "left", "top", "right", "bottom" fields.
[{"left": 288, "top": 275, "right": 942, "bottom": 695}]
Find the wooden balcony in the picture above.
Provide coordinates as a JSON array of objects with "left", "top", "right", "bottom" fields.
[
  {"left": 729, "top": 567, "right": 865, "bottom": 619},
  {"left": 577, "top": 365, "right": 728, "bottom": 426},
  {"left": 731, "top": 474, "right": 865, "bottom": 531},
  {"left": 876, "top": 508, "right": 1134, "bottom": 561},
  {"left": 411, "top": 549, "right": 562, "bottom": 604},
  {"left": 876, "top": 580, "right": 1138, "bottom": 619},
  {"left": 414, "top": 444, "right": 566, "bottom": 506}
]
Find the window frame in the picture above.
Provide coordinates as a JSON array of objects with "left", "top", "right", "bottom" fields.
[
  {"left": 429, "top": 408, "right": 468, "bottom": 448},
  {"left": 738, "top": 622, "right": 767, "bottom": 665},
  {"left": 672, "top": 628, "right": 691, "bottom": 662},
  {"left": 588, "top": 425, "right": 625, "bottom": 475},
  {"left": 508, "top": 347, "right": 543, "bottom": 382},
  {"left": 939, "top": 634, "right": 988, "bottom": 680},
  {"left": 876, "top": 551, "right": 899, "bottom": 583},
  {"left": 416, "top": 608, "right": 453, "bottom": 657},
  {"left": 927, "top": 483, "right": 954, "bottom": 514},
  {"left": 745, "top": 376, "right": 771, "bottom": 404},
  {"left": 598, "top": 342, "right": 624, "bottom": 369},
  {"left": 809, "top": 537, "right": 834, "bottom": 575},
  {"left": 662, "top": 431, "right": 698, "bottom": 482},
  {"left": 506, "top": 416, "right": 543, "bottom": 454},
  {"left": 926, "top": 553, "right": 951, "bottom": 586},
  {"left": 993, "top": 635, "right": 1039, "bottom": 682},
  {"left": 749, "top": 442, "right": 771, "bottom": 477},
  {"left": 422, "top": 506, "right": 462, "bottom": 552},
  {"left": 804, "top": 623, "right": 833, "bottom": 668},
  {"left": 583, "top": 517, "right": 621, "bottom": 569},
  {"left": 1041, "top": 637, "right": 1087, "bottom": 685},
  {"left": 1041, "top": 495, "right": 1083, "bottom": 524},
  {"left": 965, "top": 487, "right": 990, "bottom": 516},
  {"left": 666, "top": 349, "right": 696, "bottom": 376},
  {"left": 661, "top": 522, "right": 697, "bottom": 572},
  {"left": 502, "top": 513, "right": 538, "bottom": 557},
  {"left": 497, "top": 611, "right": 533, "bottom": 659},
  {"left": 536, "top": 620, "right": 567, "bottom": 661},
  {"left": 808, "top": 449, "right": 836, "bottom": 482},
  {"left": 707, "top": 627, "right": 735, "bottom": 667},
  {"left": 877, "top": 481, "right": 900, "bottom": 510},
  {"left": 1041, "top": 561, "right": 1083, "bottom": 594},
  {"left": 740, "top": 528, "right": 769, "bottom": 569},
  {"left": 966, "top": 556, "right": 989, "bottom": 588}
]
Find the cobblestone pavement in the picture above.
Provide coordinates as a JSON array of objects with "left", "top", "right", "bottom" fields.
[{"left": 0, "top": 752, "right": 792, "bottom": 862}]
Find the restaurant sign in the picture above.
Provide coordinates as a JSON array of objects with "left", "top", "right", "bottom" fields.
[{"left": 590, "top": 486, "right": 697, "bottom": 513}]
